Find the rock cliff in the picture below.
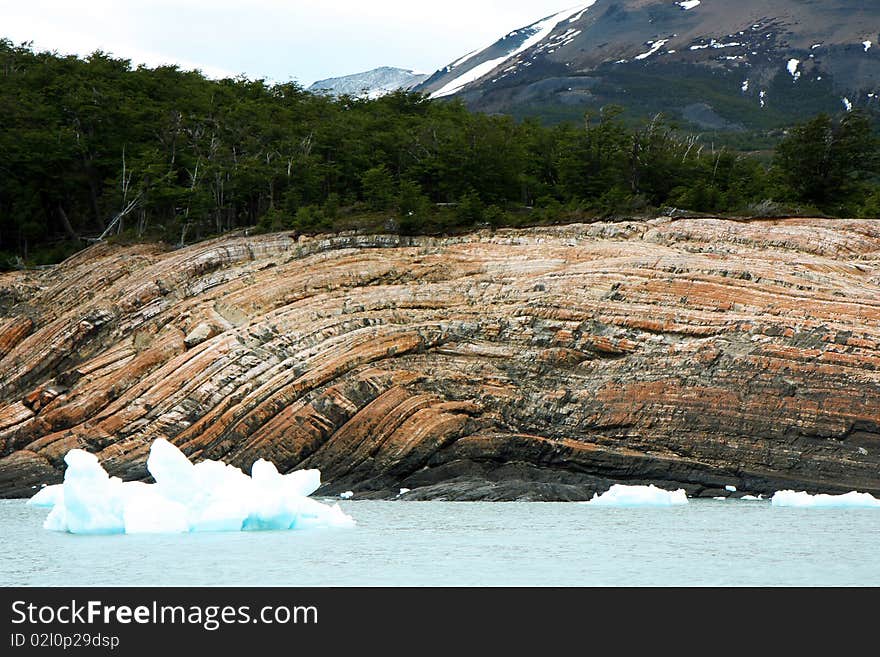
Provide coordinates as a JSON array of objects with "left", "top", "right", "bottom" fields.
[{"left": 1, "top": 217, "right": 879, "bottom": 500}]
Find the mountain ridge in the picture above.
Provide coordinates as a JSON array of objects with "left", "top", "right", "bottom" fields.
[
  {"left": 309, "top": 66, "right": 427, "bottom": 99},
  {"left": 414, "top": 0, "right": 880, "bottom": 128}
]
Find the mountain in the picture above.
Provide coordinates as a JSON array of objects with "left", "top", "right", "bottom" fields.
[
  {"left": 2, "top": 219, "right": 880, "bottom": 500},
  {"left": 309, "top": 66, "right": 428, "bottom": 99},
  {"left": 416, "top": 0, "right": 880, "bottom": 130}
]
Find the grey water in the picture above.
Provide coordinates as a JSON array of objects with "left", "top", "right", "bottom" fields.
[{"left": 1, "top": 498, "right": 878, "bottom": 586}]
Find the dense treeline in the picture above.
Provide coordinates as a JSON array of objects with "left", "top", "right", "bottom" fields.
[{"left": 2, "top": 40, "right": 879, "bottom": 268}]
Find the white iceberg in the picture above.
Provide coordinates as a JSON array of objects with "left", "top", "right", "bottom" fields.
[
  {"left": 583, "top": 484, "right": 688, "bottom": 507},
  {"left": 771, "top": 490, "right": 880, "bottom": 509},
  {"left": 30, "top": 439, "right": 355, "bottom": 534},
  {"left": 27, "top": 484, "right": 64, "bottom": 508}
]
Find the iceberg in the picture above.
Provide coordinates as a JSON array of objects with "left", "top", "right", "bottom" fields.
[
  {"left": 30, "top": 439, "right": 355, "bottom": 534},
  {"left": 771, "top": 490, "right": 880, "bottom": 509},
  {"left": 27, "top": 484, "right": 64, "bottom": 508},
  {"left": 583, "top": 484, "right": 688, "bottom": 507}
]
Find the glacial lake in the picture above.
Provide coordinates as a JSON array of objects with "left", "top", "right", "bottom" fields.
[{"left": 1, "top": 498, "right": 878, "bottom": 587}]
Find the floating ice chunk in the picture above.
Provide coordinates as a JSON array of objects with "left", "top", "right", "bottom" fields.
[
  {"left": 148, "top": 437, "right": 198, "bottom": 505},
  {"left": 30, "top": 439, "right": 355, "bottom": 534},
  {"left": 47, "top": 450, "right": 126, "bottom": 534},
  {"left": 713, "top": 496, "right": 727, "bottom": 501},
  {"left": 283, "top": 469, "right": 321, "bottom": 498},
  {"left": 771, "top": 490, "right": 880, "bottom": 508},
  {"left": 725, "top": 485, "right": 737, "bottom": 492},
  {"left": 123, "top": 490, "right": 189, "bottom": 534},
  {"left": 293, "top": 498, "right": 355, "bottom": 530},
  {"left": 340, "top": 491, "right": 354, "bottom": 499},
  {"left": 740, "top": 495, "right": 764, "bottom": 501},
  {"left": 27, "top": 484, "right": 63, "bottom": 508},
  {"left": 584, "top": 484, "right": 688, "bottom": 507}
]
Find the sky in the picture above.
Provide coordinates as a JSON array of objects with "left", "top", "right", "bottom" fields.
[{"left": 2, "top": 0, "right": 584, "bottom": 86}]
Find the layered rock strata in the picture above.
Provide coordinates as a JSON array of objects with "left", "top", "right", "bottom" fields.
[{"left": 1, "top": 218, "right": 879, "bottom": 500}]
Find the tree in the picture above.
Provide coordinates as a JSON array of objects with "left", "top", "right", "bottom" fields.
[
  {"left": 360, "top": 165, "right": 395, "bottom": 211},
  {"left": 774, "top": 111, "right": 879, "bottom": 208}
]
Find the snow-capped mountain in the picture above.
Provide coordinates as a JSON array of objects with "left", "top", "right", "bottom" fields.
[
  {"left": 416, "top": 0, "right": 880, "bottom": 129},
  {"left": 309, "top": 66, "right": 428, "bottom": 99}
]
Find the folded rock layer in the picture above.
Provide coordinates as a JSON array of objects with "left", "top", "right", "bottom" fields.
[{"left": 1, "top": 217, "right": 878, "bottom": 500}]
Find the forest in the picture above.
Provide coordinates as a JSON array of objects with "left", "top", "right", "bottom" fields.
[{"left": 1, "top": 39, "right": 879, "bottom": 268}]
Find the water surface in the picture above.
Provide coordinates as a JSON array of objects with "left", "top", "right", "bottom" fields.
[{"left": 1, "top": 499, "right": 877, "bottom": 586}]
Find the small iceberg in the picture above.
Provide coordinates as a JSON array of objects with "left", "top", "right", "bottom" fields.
[
  {"left": 771, "top": 490, "right": 880, "bottom": 509},
  {"left": 583, "top": 484, "right": 688, "bottom": 507},
  {"left": 28, "top": 484, "right": 64, "bottom": 508},
  {"left": 28, "top": 439, "right": 355, "bottom": 534}
]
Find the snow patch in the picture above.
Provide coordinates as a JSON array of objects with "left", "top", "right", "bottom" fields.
[
  {"left": 741, "top": 79, "right": 749, "bottom": 92},
  {"left": 584, "top": 484, "right": 688, "bottom": 507},
  {"left": 340, "top": 491, "right": 354, "bottom": 499},
  {"left": 771, "top": 490, "right": 880, "bottom": 509},
  {"left": 725, "top": 485, "right": 737, "bottom": 492},
  {"left": 31, "top": 440, "right": 355, "bottom": 534},
  {"left": 677, "top": 0, "right": 701, "bottom": 9},
  {"left": 431, "top": 3, "right": 597, "bottom": 98},
  {"left": 864, "top": 41, "right": 873, "bottom": 52},
  {"left": 787, "top": 58, "right": 801, "bottom": 81},
  {"left": 760, "top": 90, "right": 766, "bottom": 108},
  {"left": 690, "top": 39, "right": 741, "bottom": 51},
  {"left": 568, "top": 1, "right": 598, "bottom": 23},
  {"left": 843, "top": 97, "right": 853, "bottom": 112},
  {"left": 635, "top": 39, "right": 670, "bottom": 61},
  {"left": 451, "top": 49, "right": 479, "bottom": 68}
]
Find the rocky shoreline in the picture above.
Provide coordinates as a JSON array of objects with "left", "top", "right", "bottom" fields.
[{"left": 1, "top": 217, "right": 879, "bottom": 500}]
